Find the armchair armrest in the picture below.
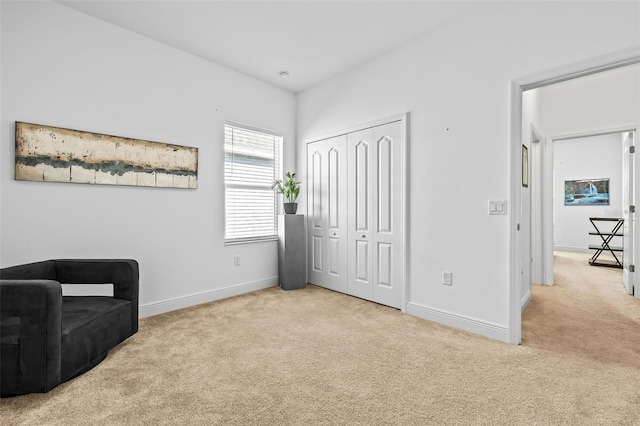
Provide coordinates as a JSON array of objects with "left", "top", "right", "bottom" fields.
[
  {"left": 0, "top": 280, "right": 62, "bottom": 395},
  {"left": 54, "top": 259, "right": 139, "bottom": 332},
  {"left": 0, "top": 260, "right": 56, "bottom": 280}
]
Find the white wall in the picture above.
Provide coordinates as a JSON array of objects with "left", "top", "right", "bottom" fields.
[
  {"left": 0, "top": 1, "right": 296, "bottom": 314},
  {"left": 538, "top": 65, "right": 640, "bottom": 137},
  {"left": 553, "top": 134, "right": 623, "bottom": 252},
  {"left": 297, "top": 1, "right": 640, "bottom": 341}
]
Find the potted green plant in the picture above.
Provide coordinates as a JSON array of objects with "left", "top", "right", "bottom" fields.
[{"left": 272, "top": 171, "right": 301, "bottom": 214}]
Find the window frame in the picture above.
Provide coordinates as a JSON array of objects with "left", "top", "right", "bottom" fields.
[{"left": 223, "top": 121, "right": 282, "bottom": 245}]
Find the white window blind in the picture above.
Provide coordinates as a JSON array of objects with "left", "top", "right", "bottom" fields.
[{"left": 224, "top": 123, "right": 281, "bottom": 244}]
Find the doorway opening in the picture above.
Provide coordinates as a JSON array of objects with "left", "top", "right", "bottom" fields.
[
  {"left": 533, "top": 129, "right": 635, "bottom": 287},
  {"left": 523, "top": 129, "right": 638, "bottom": 360},
  {"left": 509, "top": 51, "right": 640, "bottom": 345}
]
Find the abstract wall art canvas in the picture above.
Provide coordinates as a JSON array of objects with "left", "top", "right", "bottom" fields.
[
  {"left": 564, "top": 178, "right": 609, "bottom": 206},
  {"left": 15, "top": 122, "right": 198, "bottom": 189}
]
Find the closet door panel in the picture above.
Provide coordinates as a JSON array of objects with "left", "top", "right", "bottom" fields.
[
  {"left": 325, "top": 136, "right": 348, "bottom": 291},
  {"left": 307, "top": 136, "right": 347, "bottom": 292},
  {"left": 311, "top": 150, "right": 322, "bottom": 229},
  {"left": 377, "top": 242, "right": 393, "bottom": 287},
  {"left": 356, "top": 240, "right": 369, "bottom": 281},
  {"left": 328, "top": 147, "right": 340, "bottom": 229},
  {"left": 348, "top": 129, "right": 373, "bottom": 300},
  {"left": 307, "top": 141, "right": 325, "bottom": 285},
  {"left": 355, "top": 141, "right": 369, "bottom": 231},
  {"left": 312, "top": 236, "right": 323, "bottom": 272},
  {"left": 371, "top": 121, "right": 402, "bottom": 308},
  {"left": 329, "top": 237, "right": 340, "bottom": 275},
  {"left": 378, "top": 136, "right": 392, "bottom": 233}
]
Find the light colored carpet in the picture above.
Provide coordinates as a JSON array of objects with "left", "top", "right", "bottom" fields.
[
  {"left": 2, "top": 251, "right": 639, "bottom": 425},
  {"left": 522, "top": 251, "right": 640, "bottom": 369}
]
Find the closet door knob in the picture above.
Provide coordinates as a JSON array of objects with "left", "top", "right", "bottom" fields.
[{"left": 361, "top": 234, "right": 366, "bottom": 238}]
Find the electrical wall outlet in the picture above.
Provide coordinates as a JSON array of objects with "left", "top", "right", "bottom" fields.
[
  {"left": 234, "top": 256, "right": 240, "bottom": 266},
  {"left": 442, "top": 271, "right": 453, "bottom": 286}
]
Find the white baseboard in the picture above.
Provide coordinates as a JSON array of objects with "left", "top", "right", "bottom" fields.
[
  {"left": 139, "top": 276, "right": 278, "bottom": 318},
  {"left": 553, "top": 246, "right": 590, "bottom": 253},
  {"left": 406, "top": 302, "right": 510, "bottom": 343},
  {"left": 521, "top": 289, "right": 532, "bottom": 312}
]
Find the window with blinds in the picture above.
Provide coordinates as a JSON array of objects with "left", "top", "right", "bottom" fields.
[{"left": 224, "top": 123, "right": 282, "bottom": 244}]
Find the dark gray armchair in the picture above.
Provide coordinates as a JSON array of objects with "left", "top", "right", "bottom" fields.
[{"left": 1, "top": 259, "right": 138, "bottom": 397}]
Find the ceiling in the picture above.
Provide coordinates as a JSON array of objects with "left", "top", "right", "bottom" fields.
[{"left": 56, "top": 1, "right": 484, "bottom": 93}]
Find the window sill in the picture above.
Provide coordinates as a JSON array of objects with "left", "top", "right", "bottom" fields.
[{"left": 224, "top": 236, "right": 278, "bottom": 246}]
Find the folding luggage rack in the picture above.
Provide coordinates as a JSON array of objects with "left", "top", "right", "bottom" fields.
[{"left": 588, "top": 217, "right": 624, "bottom": 269}]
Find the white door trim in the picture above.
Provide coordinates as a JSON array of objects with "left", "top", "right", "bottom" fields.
[
  {"left": 305, "top": 113, "right": 409, "bottom": 145},
  {"left": 537, "top": 127, "right": 640, "bottom": 289},
  {"left": 509, "top": 47, "right": 640, "bottom": 345},
  {"left": 305, "top": 113, "right": 409, "bottom": 312},
  {"left": 549, "top": 126, "right": 640, "bottom": 142},
  {"left": 622, "top": 130, "right": 636, "bottom": 295}
]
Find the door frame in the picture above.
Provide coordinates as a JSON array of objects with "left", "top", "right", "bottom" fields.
[
  {"left": 305, "top": 113, "right": 409, "bottom": 312},
  {"left": 534, "top": 127, "right": 640, "bottom": 288},
  {"left": 509, "top": 48, "right": 640, "bottom": 345}
]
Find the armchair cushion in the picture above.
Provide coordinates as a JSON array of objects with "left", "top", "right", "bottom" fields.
[{"left": 61, "top": 296, "right": 133, "bottom": 381}]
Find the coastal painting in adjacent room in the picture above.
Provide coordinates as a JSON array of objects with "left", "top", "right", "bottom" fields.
[
  {"left": 564, "top": 178, "right": 609, "bottom": 206},
  {"left": 15, "top": 122, "right": 198, "bottom": 188}
]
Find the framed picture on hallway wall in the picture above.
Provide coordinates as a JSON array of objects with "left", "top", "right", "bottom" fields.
[
  {"left": 564, "top": 178, "right": 610, "bottom": 206},
  {"left": 522, "top": 144, "right": 528, "bottom": 188}
]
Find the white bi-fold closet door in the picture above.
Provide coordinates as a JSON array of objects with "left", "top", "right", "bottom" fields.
[
  {"left": 307, "top": 134, "right": 348, "bottom": 293},
  {"left": 306, "top": 119, "right": 404, "bottom": 309}
]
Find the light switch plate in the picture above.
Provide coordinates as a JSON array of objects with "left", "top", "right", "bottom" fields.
[
  {"left": 488, "top": 200, "right": 508, "bottom": 215},
  {"left": 442, "top": 271, "right": 453, "bottom": 286}
]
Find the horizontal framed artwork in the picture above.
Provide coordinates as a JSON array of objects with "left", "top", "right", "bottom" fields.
[
  {"left": 564, "top": 178, "right": 609, "bottom": 206},
  {"left": 15, "top": 122, "right": 198, "bottom": 189}
]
